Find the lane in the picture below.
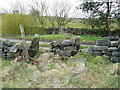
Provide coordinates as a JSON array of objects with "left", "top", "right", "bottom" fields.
[
  {"left": 0, "top": 38, "right": 50, "bottom": 44},
  {"left": 0, "top": 37, "right": 94, "bottom": 50}
]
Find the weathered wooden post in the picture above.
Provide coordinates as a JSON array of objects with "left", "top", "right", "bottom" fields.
[{"left": 19, "top": 24, "right": 29, "bottom": 63}]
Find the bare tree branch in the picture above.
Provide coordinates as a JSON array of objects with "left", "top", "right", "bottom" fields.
[
  {"left": 28, "top": 1, "right": 48, "bottom": 29},
  {"left": 9, "top": 1, "right": 26, "bottom": 14},
  {"left": 50, "top": 2, "right": 76, "bottom": 33}
]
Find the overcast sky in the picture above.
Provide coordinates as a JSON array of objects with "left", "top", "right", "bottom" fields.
[{"left": 0, "top": 0, "right": 89, "bottom": 18}]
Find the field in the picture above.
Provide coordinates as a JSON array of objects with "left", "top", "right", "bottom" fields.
[
  {"left": 1, "top": 50, "right": 119, "bottom": 88},
  {"left": 0, "top": 16, "right": 2, "bottom": 34},
  {"left": 2, "top": 14, "right": 119, "bottom": 36},
  {"left": 1, "top": 13, "right": 119, "bottom": 88},
  {"left": 1, "top": 28, "right": 119, "bottom": 88}
]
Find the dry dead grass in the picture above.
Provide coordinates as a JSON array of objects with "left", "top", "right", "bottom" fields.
[{"left": 2, "top": 52, "right": 119, "bottom": 88}]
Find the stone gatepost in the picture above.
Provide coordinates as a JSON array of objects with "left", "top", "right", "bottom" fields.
[{"left": 29, "top": 34, "right": 40, "bottom": 57}]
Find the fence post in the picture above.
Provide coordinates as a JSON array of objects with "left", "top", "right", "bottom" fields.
[{"left": 19, "top": 24, "right": 29, "bottom": 63}]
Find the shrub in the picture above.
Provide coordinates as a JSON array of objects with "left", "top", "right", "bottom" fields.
[{"left": 2, "top": 14, "right": 37, "bottom": 35}]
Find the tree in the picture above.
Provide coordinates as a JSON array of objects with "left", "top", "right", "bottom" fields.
[
  {"left": 0, "top": 7, "right": 9, "bottom": 14},
  {"left": 79, "top": 1, "right": 119, "bottom": 35},
  {"left": 50, "top": 2, "right": 76, "bottom": 34},
  {"left": 46, "top": 6, "right": 56, "bottom": 28},
  {"left": 83, "top": 14, "right": 104, "bottom": 29},
  {"left": 29, "top": 8, "right": 39, "bottom": 19},
  {"left": 28, "top": 0, "right": 48, "bottom": 30}
]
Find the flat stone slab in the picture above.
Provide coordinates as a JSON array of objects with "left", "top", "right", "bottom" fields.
[
  {"left": 64, "top": 46, "right": 77, "bottom": 51},
  {"left": 107, "top": 47, "right": 118, "bottom": 51},
  {"left": 118, "top": 45, "right": 120, "bottom": 50},
  {"left": 111, "top": 57, "right": 120, "bottom": 63},
  {"left": 56, "top": 49, "right": 72, "bottom": 57},
  {"left": 93, "top": 46, "right": 108, "bottom": 51},
  {"left": 96, "top": 39, "right": 111, "bottom": 46},
  {"left": 60, "top": 40, "right": 71, "bottom": 46},
  {"left": 50, "top": 41, "right": 61, "bottom": 47},
  {"left": 5, "top": 53, "right": 15, "bottom": 58},
  {"left": 2, "top": 40, "right": 14, "bottom": 47},
  {"left": 109, "top": 36, "right": 119, "bottom": 41},
  {"left": 110, "top": 41, "right": 119, "bottom": 47},
  {"left": 3, "top": 46, "right": 11, "bottom": 52},
  {"left": 103, "top": 51, "right": 112, "bottom": 56},
  {"left": 93, "top": 51, "right": 102, "bottom": 56},
  {"left": 9, "top": 42, "right": 23, "bottom": 53},
  {"left": 112, "top": 51, "right": 120, "bottom": 57}
]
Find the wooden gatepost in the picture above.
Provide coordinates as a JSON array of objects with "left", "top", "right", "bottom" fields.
[{"left": 19, "top": 24, "right": 29, "bottom": 63}]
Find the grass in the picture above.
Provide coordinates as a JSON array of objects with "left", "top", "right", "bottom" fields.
[
  {"left": 2, "top": 63, "right": 36, "bottom": 88},
  {"left": 80, "top": 35, "right": 102, "bottom": 41},
  {"left": 38, "top": 34, "right": 71, "bottom": 42},
  {"left": 1, "top": 52, "right": 119, "bottom": 88},
  {"left": 0, "top": 16, "right": 2, "bottom": 35},
  {"left": 66, "top": 21, "right": 91, "bottom": 29},
  {"left": 80, "top": 35, "right": 102, "bottom": 44},
  {"left": 80, "top": 46, "right": 91, "bottom": 49},
  {"left": 2, "top": 34, "right": 104, "bottom": 45},
  {"left": 39, "top": 43, "right": 51, "bottom": 47},
  {"left": 1, "top": 58, "right": 12, "bottom": 70},
  {"left": 68, "top": 54, "right": 119, "bottom": 88}
]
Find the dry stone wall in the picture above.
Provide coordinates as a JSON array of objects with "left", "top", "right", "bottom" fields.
[
  {"left": 50, "top": 36, "right": 80, "bottom": 57},
  {"left": 0, "top": 40, "right": 15, "bottom": 59},
  {"left": 0, "top": 36, "right": 39, "bottom": 59},
  {"left": 90, "top": 36, "right": 120, "bottom": 63}
]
